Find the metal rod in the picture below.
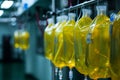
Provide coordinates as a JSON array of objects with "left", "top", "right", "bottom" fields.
[
  {"left": 57, "top": 0, "right": 103, "bottom": 14},
  {"left": 51, "top": 0, "right": 56, "bottom": 79},
  {"left": 52, "top": 0, "right": 56, "bottom": 23}
]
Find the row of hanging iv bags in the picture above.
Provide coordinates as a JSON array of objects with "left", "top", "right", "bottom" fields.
[
  {"left": 14, "top": 29, "right": 30, "bottom": 50},
  {"left": 44, "top": 5, "right": 120, "bottom": 80}
]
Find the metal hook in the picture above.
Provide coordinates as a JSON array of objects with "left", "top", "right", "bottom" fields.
[
  {"left": 77, "top": 3, "right": 85, "bottom": 21},
  {"left": 76, "top": 0, "right": 79, "bottom": 19}
]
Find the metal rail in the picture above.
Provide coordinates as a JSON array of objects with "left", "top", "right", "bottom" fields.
[{"left": 57, "top": 0, "right": 103, "bottom": 14}]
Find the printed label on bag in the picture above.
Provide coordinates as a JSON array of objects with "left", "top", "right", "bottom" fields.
[
  {"left": 86, "top": 33, "right": 92, "bottom": 44},
  {"left": 54, "top": 36, "right": 58, "bottom": 44},
  {"left": 109, "top": 24, "right": 113, "bottom": 36}
]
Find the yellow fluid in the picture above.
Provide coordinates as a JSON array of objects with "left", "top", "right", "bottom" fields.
[
  {"left": 74, "top": 16, "right": 92, "bottom": 75},
  {"left": 19, "top": 31, "right": 30, "bottom": 50},
  {"left": 87, "top": 14, "right": 110, "bottom": 79},
  {"left": 110, "top": 12, "right": 120, "bottom": 80},
  {"left": 53, "top": 21, "right": 67, "bottom": 68},
  {"left": 63, "top": 20, "right": 75, "bottom": 69},
  {"left": 111, "top": 76, "right": 120, "bottom": 80},
  {"left": 14, "top": 30, "right": 21, "bottom": 48},
  {"left": 44, "top": 23, "right": 55, "bottom": 60}
]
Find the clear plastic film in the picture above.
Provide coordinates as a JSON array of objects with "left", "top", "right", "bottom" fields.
[
  {"left": 53, "top": 15, "right": 68, "bottom": 68},
  {"left": 74, "top": 9, "right": 92, "bottom": 76},
  {"left": 68, "top": 13, "right": 76, "bottom": 20},
  {"left": 96, "top": 5, "right": 107, "bottom": 15},
  {"left": 86, "top": 5, "right": 111, "bottom": 79},
  {"left": 110, "top": 11, "right": 120, "bottom": 80},
  {"left": 82, "top": 9, "right": 92, "bottom": 17}
]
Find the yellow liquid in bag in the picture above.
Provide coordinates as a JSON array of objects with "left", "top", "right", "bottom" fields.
[
  {"left": 74, "top": 16, "right": 92, "bottom": 75},
  {"left": 63, "top": 20, "right": 75, "bottom": 69},
  {"left": 14, "top": 30, "right": 21, "bottom": 48},
  {"left": 20, "top": 31, "right": 30, "bottom": 50},
  {"left": 53, "top": 21, "right": 67, "bottom": 68},
  {"left": 87, "top": 14, "right": 110, "bottom": 79},
  {"left": 110, "top": 12, "right": 120, "bottom": 80},
  {"left": 44, "top": 23, "right": 55, "bottom": 60}
]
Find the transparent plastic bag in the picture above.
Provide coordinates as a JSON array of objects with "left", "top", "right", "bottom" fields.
[
  {"left": 14, "top": 30, "right": 22, "bottom": 48},
  {"left": 86, "top": 6, "right": 111, "bottom": 79},
  {"left": 19, "top": 30, "right": 30, "bottom": 50},
  {"left": 110, "top": 11, "right": 120, "bottom": 80},
  {"left": 53, "top": 15, "right": 68, "bottom": 68},
  {"left": 74, "top": 9, "right": 92, "bottom": 76},
  {"left": 63, "top": 13, "right": 76, "bottom": 80},
  {"left": 44, "top": 18, "right": 55, "bottom": 60},
  {"left": 63, "top": 13, "right": 76, "bottom": 69},
  {"left": 14, "top": 29, "right": 30, "bottom": 50}
]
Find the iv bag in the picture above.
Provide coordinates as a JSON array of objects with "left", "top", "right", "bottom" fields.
[
  {"left": 110, "top": 11, "right": 120, "bottom": 80},
  {"left": 87, "top": 5, "right": 111, "bottom": 79},
  {"left": 74, "top": 9, "right": 92, "bottom": 75},
  {"left": 63, "top": 13, "right": 76, "bottom": 69}
]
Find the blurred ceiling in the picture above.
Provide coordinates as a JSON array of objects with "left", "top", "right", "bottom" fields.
[
  {"left": 0, "top": 0, "right": 52, "bottom": 23},
  {"left": 0, "top": 0, "right": 118, "bottom": 23},
  {"left": 0, "top": 0, "right": 18, "bottom": 18},
  {"left": 0, "top": 0, "right": 51, "bottom": 18}
]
